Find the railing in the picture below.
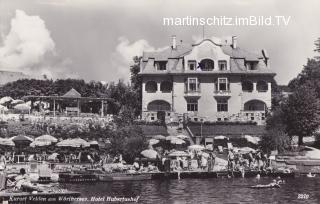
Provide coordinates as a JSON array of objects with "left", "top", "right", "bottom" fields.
[
  {"left": 184, "top": 90, "right": 201, "bottom": 97},
  {"left": 213, "top": 90, "right": 231, "bottom": 97}
]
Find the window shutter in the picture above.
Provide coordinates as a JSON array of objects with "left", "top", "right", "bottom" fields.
[{"left": 197, "top": 78, "right": 201, "bottom": 91}]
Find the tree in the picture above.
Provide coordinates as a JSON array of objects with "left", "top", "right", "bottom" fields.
[
  {"left": 130, "top": 56, "right": 142, "bottom": 116},
  {"left": 260, "top": 106, "right": 291, "bottom": 153},
  {"left": 282, "top": 83, "right": 320, "bottom": 145},
  {"left": 109, "top": 125, "right": 148, "bottom": 163}
]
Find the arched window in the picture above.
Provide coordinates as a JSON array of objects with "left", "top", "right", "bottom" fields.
[
  {"left": 244, "top": 100, "right": 266, "bottom": 111},
  {"left": 257, "top": 81, "right": 268, "bottom": 92},
  {"left": 242, "top": 81, "right": 253, "bottom": 92},
  {"left": 145, "top": 81, "right": 157, "bottom": 93},
  {"left": 160, "top": 81, "right": 172, "bottom": 93},
  {"left": 199, "top": 59, "right": 214, "bottom": 71},
  {"left": 147, "top": 100, "right": 171, "bottom": 111}
]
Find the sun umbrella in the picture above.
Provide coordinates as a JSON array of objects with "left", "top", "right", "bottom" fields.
[
  {"left": 35, "top": 135, "right": 58, "bottom": 143},
  {"left": 152, "top": 135, "right": 166, "bottom": 140},
  {"left": 214, "top": 135, "right": 227, "bottom": 140},
  {"left": 0, "top": 105, "right": 8, "bottom": 111},
  {"left": 30, "top": 140, "right": 52, "bottom": 147},
  {"left": 0, "top": 96, "right": 13, "bottom": 105},
  {"left": 48, "top": 153, "right": 59, "bottom": 160},
  {"left": 89, "top": 141, "right": 99, "bottom": 145},
  {"left": 11, "top": 99, "right": 25, "bottom": 105},
  {"left": 141, "top": 149, "right": 158, "bottom": 159},
  {"left": 243, "top": 135, "right": 260, "bottom": 145},
  {"left": 176, "top": 134, "right": 188, "bottom": 140},
  {"left": 170, "top": 138, "right": 185, "bottom": 145},
  {"left": 237, "top": 147, "right": 256, "bottom": 153},
  {"left": 188, "top": 144, "right": 205, "bottom": 151},
  {"left": 11, "top": 135, "right": 34, "bottom": 142},
  {"left": 0, "top": 138, "right": 15, "bottom": 146},
  {"left": 56, "top": 138, "right": 90, "bottom": 148},
  {"left": 166, "top": 136, "right": 178, "bottom": 141},
  {"left": 168, "top": 151, "right": 189, "bottom": 157},
  {"left": 14, "top": 103, "right": 31, "bottom": 111},
  {"left": 149, "top": 139, "right": 160, "bottom": 145}
]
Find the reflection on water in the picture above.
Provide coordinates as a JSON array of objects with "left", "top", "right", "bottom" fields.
[{"left": 63, "top": 177, "right": 320, "bottom": 204}]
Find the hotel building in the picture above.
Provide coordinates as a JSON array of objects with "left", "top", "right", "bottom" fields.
[{"left": 139, "top": 36, "right": 276, "bottom": 125}]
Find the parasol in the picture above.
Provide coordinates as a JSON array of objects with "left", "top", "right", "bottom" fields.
[
  {"left": 168, "top": 151, "right": 189, "bottom": 157},
  {"left": 35, "top": 135, "right": 58, "bottom": 143},
  {"left": 141, "top": 149, "right": 158, "bottom": 159},
  {"left": 188, "top": 145, "right": 205, "bottom": 151}
]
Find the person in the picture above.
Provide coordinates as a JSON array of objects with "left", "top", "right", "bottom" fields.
[
  {"left": 0, "top": 154, "right": 6, "bottom": 171},
  {"left": 228, "top": 149, "right": 235, "bottom": 171},
  {"left": 256, "top": 151, "right": 262, "bottom": 170},
  {"left": 133, "top": 161, "right": 140, "bottom": 171},
  {"left": 7, "top": 168, "right": 32, "bottom": 190},
  {"left": 201, "top": 155, "right": 208, "bottom": 170},
  {"left": 248, "top": 151, "right": 254, "bottom": 168}
]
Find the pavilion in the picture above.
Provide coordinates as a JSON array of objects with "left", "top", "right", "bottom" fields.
[{"left": 23, "top": 88, "right": 112, "bottom": 117}]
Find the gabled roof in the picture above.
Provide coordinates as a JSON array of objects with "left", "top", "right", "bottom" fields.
[{"left": 62, "top": 88, "right": 81, "bottom": 98}]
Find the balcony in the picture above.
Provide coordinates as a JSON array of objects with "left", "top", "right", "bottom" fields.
[
  {"left": 184, "top": 90, "right": 201, "bottom": 98},
  {"left": 213, "top": 90, "right": 231, "bottom": 97}
]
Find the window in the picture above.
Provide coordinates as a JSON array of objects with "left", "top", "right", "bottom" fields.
[
  {"left": 246, "top": 61, "right": 258, "bottom": 70},
  {"left": 155, "top": 61, "right": 167, "bottom": 70},
  {"left": 218, "top": 60, "right": 227, "bottom": 71},
  {"left": 199, "top": 59, "right": 214, "bottom": 71},
  {"left": 218, "top": 78, "right": 228, "bottom": 91},
  {"left": 160, "top": 81, "right": 172, "bottom": 93},
  {"left": 187, "top": 78, "right": 199, "bottom": 92},
  {"left": 188, "top": 60, "right": 196, "bottom": 71},
  {"left": 242, "top": 81, "right": 253, "bottom": 92},
  {"left": 145, "top": 81, "right": 157, "bottom": 93},
  {"left": 217, "top": 98, "right": 228, "bottom": 112},
  {"left": 187, "top": 99, "right": 198, "bottom": 112},
  {"left": 257, "top": 80, "right": 268, "bottom": 92}
]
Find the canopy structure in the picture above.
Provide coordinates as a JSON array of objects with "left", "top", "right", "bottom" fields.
[
  {"left": 170, "top": 138, "right": 185, "bottom": 145},
  {"left": 23, "top": 88, "right": 113, "bottom": 117},
  {"left": 14, "top": 103, "right": 31, "bottom": 111}
]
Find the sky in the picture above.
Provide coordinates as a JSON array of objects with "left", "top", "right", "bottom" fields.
[{"left": 0, "top": 0, "right": 319, "bottom": 85}]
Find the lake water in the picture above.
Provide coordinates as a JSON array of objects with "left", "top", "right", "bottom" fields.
[{"left": 63, "top": 177, "right": 320, "bottom": 203}]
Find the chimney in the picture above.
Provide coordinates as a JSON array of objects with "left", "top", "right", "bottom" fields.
[
  {"left": 232, "top": 36, "right": 237, "bottom": 49},
  {"left": 171, "top": 35, "right": 177, "bottom": 49}
]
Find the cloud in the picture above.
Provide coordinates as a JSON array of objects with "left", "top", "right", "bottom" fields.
[
  {"left": 0, "top": 10, "right": 73, "bottom": 79},
  {"left": 111, "top": 37, "right": 168, "bottom": 81}
]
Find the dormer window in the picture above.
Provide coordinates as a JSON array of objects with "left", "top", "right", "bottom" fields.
[
  {"left": 155, "top": 61, "right": 167, "bottom": 70},
  {"left": 188, "top": 60, "right": 196, "bottom": 71},
  {"left": 218, "top": 60, "right": 227, "bottom": 71},
  {"left": 199, "top": 59, "right": 214, "bottom": 71},
  {"left": 246, "top": 61, "right": 258, "bottom": 70}
]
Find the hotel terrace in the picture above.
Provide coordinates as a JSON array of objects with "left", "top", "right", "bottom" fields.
[{"left": 139, "top": 36, "right": 276, "bottom": 125}]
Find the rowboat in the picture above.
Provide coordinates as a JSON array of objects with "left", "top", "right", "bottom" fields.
[{"left": 98, "top": 173, "right": 152, "bottom": 181}]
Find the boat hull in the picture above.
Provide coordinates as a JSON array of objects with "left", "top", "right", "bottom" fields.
[{"left": 98, "top": 173, "right": 152, "bottom": 181}]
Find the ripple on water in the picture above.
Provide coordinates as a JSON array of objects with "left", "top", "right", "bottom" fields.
[{"left": 64, "top": 177, "right": 320, "bottom": 204}]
